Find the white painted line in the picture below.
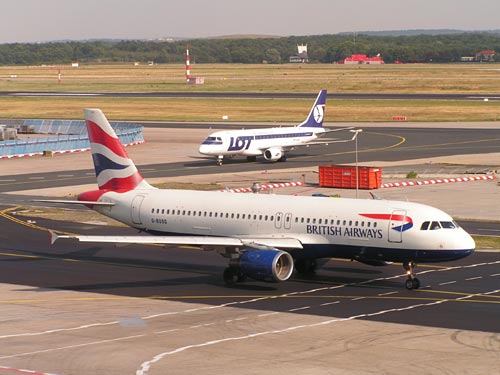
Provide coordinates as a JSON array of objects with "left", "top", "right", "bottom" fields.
[
  {"left": 439, "top": 281, "right": 456, "bottom": 285},
  {"left": 378, "top": 291, "right": 398, "bottom": 296},
  {"left": 28, "top": 177, "right": 45, "bottom": 180},
  {"left": 57, "top": 174, "right": 74, "bottom": 177},
  {"left": 288, "top": 306, "right": 311, "bottom": 312},
  {"left": 257, "top": 312, "right": 279, "bottom": 318},
  {"left": 465, "top": 277, "right": 482, "bottom": 281},
  {"left": 320, "top": 301, "right": 340, "bottom": 307},
  {"left": 352, "top": 297, "right": 366, "bottom": 301}
]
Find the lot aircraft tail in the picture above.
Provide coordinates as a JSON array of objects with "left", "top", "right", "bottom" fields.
[{"left": 297, "top": 89, "right": 327, "bottom": 128}]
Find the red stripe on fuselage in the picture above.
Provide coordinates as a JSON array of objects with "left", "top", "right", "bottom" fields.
[
  {"left": 360, "top": 213, "right": 412, "bottom": 223},
  {"left": 86, "top": 120, "right": 130, "bottom": 159}
]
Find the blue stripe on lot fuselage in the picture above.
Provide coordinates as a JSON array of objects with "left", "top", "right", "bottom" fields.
[
  {"left": 92, "top": 153, "right": 129, "bottom": 176},
  {"left": 251, "top": 132, "right": 313, "bottom": 140}
]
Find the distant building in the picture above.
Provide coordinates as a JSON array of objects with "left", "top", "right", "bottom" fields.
[
  {"left": 289, "top": 44, "right": 309, "bottom": 63},
  {"left": 340, "top": 54, "right": 384, "bottom": 65},
  {"left": 475, "top": 50, "right": 496, "bottom": 62}
]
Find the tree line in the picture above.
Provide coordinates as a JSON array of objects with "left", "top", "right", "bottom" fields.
[{"left": 1, "top": 33, "right": 499, "bottom": 65}]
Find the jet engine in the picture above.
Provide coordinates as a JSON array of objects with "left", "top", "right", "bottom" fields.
[
  {"left": 239, "top": 249, "right": 294, "bottom": 282},
  {"left": 263, "top": 147, "right": 283, "bottom": 161}
]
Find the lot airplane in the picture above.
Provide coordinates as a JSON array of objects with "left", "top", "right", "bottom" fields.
[
  {"left": 48, "top": 109, "right": 475, "bottom": 290},
  {"left": 198, "top": 90, "right": 354, "bottom": 165}
]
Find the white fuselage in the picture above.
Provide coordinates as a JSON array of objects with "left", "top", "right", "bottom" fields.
[
  {"left": 199, "top": 126, "right": 325, "bottom": 158},
  {"left": 94, "top": 188, "right": 475, "bottom": 264}
]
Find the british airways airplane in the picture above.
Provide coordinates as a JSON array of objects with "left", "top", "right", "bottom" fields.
[
  {"left": 48, "top": 108, "right": 475, "bottom": 290},
  {"left": 198, "top": 90, "right": 354, "bottom": 165}
]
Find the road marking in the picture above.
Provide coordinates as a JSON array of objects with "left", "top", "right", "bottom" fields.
[
  {"left": 439, "top": 281, "right": 456, "bottom": 285},
  {"left": 320, "top": 301, "right": 340, "bottom": 307},
  {"left": 136, "top": 286, "right": 500, "bottom": 375},
  {"left": 288, "top": 306, "right": 311, "bottom": 312},
  {"left": 378, "top": 291, "right": 398, "bottom": 296},
  {"left": 465, "top": 277, "right": 482, "bottom": 281}
]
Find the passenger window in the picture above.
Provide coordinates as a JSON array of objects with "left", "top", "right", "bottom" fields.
[
  {"left": 420, "top": 221, "right": 430, "bottom": 230},
  {"left": 313, "top": 218, "right": 316, "bottom": 224},
  {"left": 430, "top": 221, "right": 441, "bottom": 230},
  {"left": 151, "top": 208, "right": 154, "bottom": 214},
  {"left": 161, "top": 209, "right": 164, "bottom": 214},
  {"left": 319, "top": 219, "right": 322, "bottom": 224},
  {"left": 301, "top": 218, "right": 304, "bottom": 223},
  {"left": 306, "top": 218, "right": 310, "bottom": 224},
  {"left": 373, "top": 222, "right": 377, "bottom": 228}
]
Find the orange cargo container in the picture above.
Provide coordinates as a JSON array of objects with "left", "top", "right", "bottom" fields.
[{"left": 319, "top": 165, "right": 382, "bottom": 189}]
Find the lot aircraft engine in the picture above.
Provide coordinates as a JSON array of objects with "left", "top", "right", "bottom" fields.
[{"left": 263, "top": 147, "right": 284, "bottom": 161}]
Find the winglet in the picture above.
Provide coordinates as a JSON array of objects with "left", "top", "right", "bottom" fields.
[
  {"left": 49, "top": 230, "right": 73, "bottom": 245},
  {"left": 49, "top": 230, "right": 59, "bottom": 245}
]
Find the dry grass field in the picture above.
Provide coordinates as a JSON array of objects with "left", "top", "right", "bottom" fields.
[{"left": 0, "top": 63, "right": 499, "bottom": 121}]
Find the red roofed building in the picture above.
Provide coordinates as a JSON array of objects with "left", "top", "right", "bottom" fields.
[
  {"left": 341, "top": 54, "right": 384, "bottom": 65},
  {"left": 475, "top": 50, "right": 496, "bottom": 62}
]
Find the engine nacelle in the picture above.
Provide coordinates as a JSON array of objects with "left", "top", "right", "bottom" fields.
[
  {"left": 239, "top": 249, "right": 294, "bottom": 282},
  {"left": 263, "top": 147, "right": 283, "bottom": 161}
]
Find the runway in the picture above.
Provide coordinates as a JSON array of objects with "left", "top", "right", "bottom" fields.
[
  {"left": 3, "top": 91, "right": 500, "bottom": 101},
  {"left": 1, "top": 126, "right": 500, "bottom": 193},
  {"left": 0, "top": 208, "right": 498, "bottom": 374}
]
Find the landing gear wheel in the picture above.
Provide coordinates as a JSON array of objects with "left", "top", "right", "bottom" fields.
[
  {"left": 295, "top": 259, "right": 317, "bottom": 274},
  {"left": 403, "top": 261, "right": 420, "bottom": 290},
  {"left": 278, "top": 155, "right": 287, "bottom": 162},
  {"left": 216, "top": 158, "right": 223, "bottom": 166},
  {"left": 223, "top": 267, "right": 245, "bottom": 285},
  {"left": 223, "top": 267, "right": 238, "bottom": 285},
  {"left": 246, "top": 156, "right": 257, "bottom": 162}
]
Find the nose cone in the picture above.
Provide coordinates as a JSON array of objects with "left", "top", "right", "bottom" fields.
[{"left": 199, "top": 144, "right": 210, "bottom": 155}]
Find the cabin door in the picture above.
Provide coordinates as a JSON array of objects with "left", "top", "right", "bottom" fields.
[
  {"left": 131, "top": 195, "right": 145, "bottom": 225},
  {"left": 388, "top": 210, "right": 407, "bottom": 243}
]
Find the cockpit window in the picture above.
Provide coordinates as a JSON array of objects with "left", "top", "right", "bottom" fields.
[
  {"left": 420, "top": 221, "right": 430, "bottom": 230},
  {"left": 429, "top": 221, "right": 441, "bottom": 230},
  {"left": 440, "top": 221, "right": 456, "bottom": 229}
]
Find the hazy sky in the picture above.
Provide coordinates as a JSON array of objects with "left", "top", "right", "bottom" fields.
[{"left": 1, "top": 0, "right": 499, "bottom": 43}]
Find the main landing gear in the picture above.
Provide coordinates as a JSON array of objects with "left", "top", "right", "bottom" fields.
[
  {"left": 223, "top": 266, "right": 247, "bottom": 285},
  {"left": 403, "top": 261, "right": 420, "bottom": 290}
]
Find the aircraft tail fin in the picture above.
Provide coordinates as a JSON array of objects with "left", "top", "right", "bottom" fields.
[
  {"left": 84, "top": 108, "right": 152, "bottom": 192},
  {"left": 298, "top": 89, "right": 327, "bottom": 128}
]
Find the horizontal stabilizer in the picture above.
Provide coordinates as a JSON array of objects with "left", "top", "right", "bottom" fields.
[{"left": 34, "top": 199, "right": 115, "bottom": 206}]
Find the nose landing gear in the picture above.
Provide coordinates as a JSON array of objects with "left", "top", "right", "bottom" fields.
[
  {"left": 403, "top": 261, "right": 420, "bottom": 290},
  {"left": 216, "top": 156, "right": 223, "bottom": 166}
]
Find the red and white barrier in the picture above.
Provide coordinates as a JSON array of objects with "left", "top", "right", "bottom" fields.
[
  {"left": 381, "top": 175, "right": 496, "bottom": 188},
  {"left": 221, "top": 181, "right": 304, "bottom": 193},
  {"left": 0, "top": 140, "right": 144, "bottom": 159}
]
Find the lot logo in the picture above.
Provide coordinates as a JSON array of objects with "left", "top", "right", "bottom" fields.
[{"left": 228, "top": 136, "right": 253, "bottom": 151}]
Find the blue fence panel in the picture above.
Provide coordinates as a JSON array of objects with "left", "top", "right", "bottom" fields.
[{"left": 1, "top": 119, "right": 143, "bottom": 157}]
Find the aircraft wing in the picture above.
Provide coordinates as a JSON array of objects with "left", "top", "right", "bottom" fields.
[
  {"left": 318, "top": 126, "right": 355, "bottom": 136},
  {"left": 49, "top": 231, "right": 304, "bottom": 249}
]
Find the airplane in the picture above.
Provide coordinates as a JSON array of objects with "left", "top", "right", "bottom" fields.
[
  {"left": 47, "top": 108, "right": 475, "bottom": 290},
  {"left": 198, "top": 89, "right": 354, "bottom": 165}
]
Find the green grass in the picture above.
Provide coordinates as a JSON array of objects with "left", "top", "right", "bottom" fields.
[
  {"left": 473, "top": 235, "right": 500, "bottom": 250},
  {"left": 1, "top": 63, "right": 500, "bottom": 121}
]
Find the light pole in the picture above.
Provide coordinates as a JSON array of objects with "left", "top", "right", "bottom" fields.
[{"left": 350, "top": 129, "right": 363, "bottom": 198}]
